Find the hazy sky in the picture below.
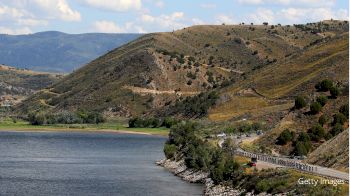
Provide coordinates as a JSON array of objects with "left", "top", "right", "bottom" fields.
[{"left": 0, "top": 0, "right": 348, "bottom": 34}]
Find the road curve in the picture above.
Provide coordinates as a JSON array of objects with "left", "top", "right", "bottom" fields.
[{"left": 234, "top": 148, "right": 349, "bottom": 181}]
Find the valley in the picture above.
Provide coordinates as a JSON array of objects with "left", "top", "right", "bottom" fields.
[{"left": 1, "top": 20, "right": 349, "bottom": 195}]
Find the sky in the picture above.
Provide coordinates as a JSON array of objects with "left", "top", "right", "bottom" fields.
[{"left": 0, "top": 0, "right": 348, "bottom": 34}]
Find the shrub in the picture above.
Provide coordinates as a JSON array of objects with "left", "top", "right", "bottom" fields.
[
  {"left": 332, "top": 113, "right": 347, "bottom": 125},
  {"left": 310, "top": 102, "right": 322, "bottom": 114},
  {"left": 315, "top": 79, "right": 333, "bottom": 92},
  {"left": 164, "top": 143, "right": 177, "bottom": 159},
  {"left": 295, "top": 141, "right": 308, "bottom": 156},
  {"left": 318, "top": 115, "right": 328, "bottom": 126},
  {"left": 309, "top": 124, "right": 325, "bottom": 142},
  {"left": 162, "top": 117, "right": 179, "bottom": 128},
  {"left": 277, "top": 129, "right": 293, "bottom": 145},
  {"left": 330, "top": 123, "right": 344, "bottom": 136},
  {"left": 339, "top": 104, "right": 349, "bottom": 118},
  {"left": 28, "top": 112, "right": 46, "bottom": 125},
  {"left": 316, "top": 96, "right": 328, "bottom": 106},
  {"left": 329, "top": 86, "right": 340, "bottom": 98},
  {"left": 294, "top": 96, "right": 306, "bottom": 109}
]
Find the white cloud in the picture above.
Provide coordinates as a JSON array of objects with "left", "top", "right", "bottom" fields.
[
  {"left": 140, "top": 12, "right": 186, "bottom": 30},
  {"left": 277, "top": 7, "right": 349, "bottom": 24},
  {"left": 18, "top": 18, "right": 48, "bottom": 26},
  {"left": 215, "top": 14, "right": 236, "bottom": 24},
  {"left": 247, "top": 8, "right": 275, "bottom": 24},
  {"left": 191, "top": 18, "right": 205, "bottom": 25},
  {"left": 93, "top": 20, "right": 126, "bottom": 33},
  {"left": 0, "top": 26, "right": 32, "bottom": 34},
  {"left": 82, "top": 0, "right": 141, "bottom": 12},
  {"left": 237, "top": 0, "right": 336, "bottom": 7},
  {"left": 154, "top": 0, "right": 164, "bottom": 8},
  {"left": 244, "top": 7, "right": 349, "bottom": 25},
  {"left": 200, "top": 4, "right": 216, "bottom": 9},
  {"left": 0, "top": 0, "right": 81, "bottom": 22}
]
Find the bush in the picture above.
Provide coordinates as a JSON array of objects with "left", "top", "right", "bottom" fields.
[
  {"left": 294, "top": 132, "right": 312, "bottom": 156},
  {"left": 162, "top": 117, "right": 179, "bottom": 128},
  {"left": 277, "top": 129, "right": 293, "bottom": 145},
  {"left": 28, "top": 112, "right": 46, "bottom": 125},
  {"left": 329, "top": 86, "right": 340, "bottom": 98},
  {"left": 294, "top": 96, "right": 306, "bottom": 109},
  {"left": 164, "top": 143, "right": 177, "bottom": 159},
  {"left": 310, "top": 102, "right": 322, "bottom": 114},
  {"left": 173, "top": 91, "right": 219, "bottom": 117},
  {"left": 316, "top": 96, "right": 328, "bottom": 106},
  {"left": 295, "top": 141, "right": 308, "bottom": 156},
  {"left": 339, "top": 104, "right": 349, "bottom": 118},
  {"left": 309, "top": 124, "right": 325, "bottom": 142},
  {"left": 128, "top": 117, "right": 163, "bottom": 128},
  {"left": 318, "top": 115, "right": 328, "bottom": 126},
  {"left": 332, "top": 113, "right": 347, "bottom": 125},
  {"left": 330, "top": 123, "right": 344, "bottom": 136},
  {"left": 315, "top": 79, "right": 333, "bottom": 92}
]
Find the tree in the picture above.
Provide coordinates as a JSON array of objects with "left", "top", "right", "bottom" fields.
[
  {"left": 294, "top": 96, "right": 306, "bottom": 109},
  {"left": 309, "top": 124, "right": 325, "bottom": 142},
  {"left": 330, "top": 123, "right": 344, "bottom": 136},
  {"left": 164, "top": 143, "right": 177, "bottom": 159},
  {"left": 332, "top": 113, "right": 347, "bottom": 125},
  {"left": 318, "top": 115, "right": 328, "bottom": 126},
  {"left": 329, "top": 86, "right": 340, "bottom": 98},
  {"left": 277, "top": 129, "right": 293, "bottom": 145},
  {"left": 295, "top": 141, "right": 308, "bottom": 156},
  {"left": 315, "top": 79, "right": 333, "bottom": 92},
  {"left": 316, "top": 95, "right": 328, "bottom": 106},
  {"left": 310, "top": 102, "right": 322, "bottom": 114},
  {"left": 339, "top": 104, "right": 349, "bottom": 118}
]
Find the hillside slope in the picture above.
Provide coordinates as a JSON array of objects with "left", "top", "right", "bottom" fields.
[
  {"left": 17, "top": 21, "right": 348, "bottom": 118},
  {"left": 0, "top": 65, "right": 61, "bottom": 107},
  {"left": 306, "top": 129, "right": 349, "bottom": 171},
  {"left": 0, "top": 31, "right": 141, "bottom": 72}
]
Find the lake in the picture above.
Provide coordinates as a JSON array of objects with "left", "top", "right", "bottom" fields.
[{"left": 0, "top": 131, "right": 203, "bottom": 196}]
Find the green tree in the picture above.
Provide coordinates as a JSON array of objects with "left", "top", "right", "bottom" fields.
[
  {"left": 315, "top": 79, "right": 333, "bottom": 92},
  {"left": 295, "top": 141, "right": 308, "bottom": 156},
  {"left": 318, "top": 115, "right": 328, "bottom": 126},
  {"left": 277, "top": 129, "right": 293, "bottom": 145},
  {"left": 310, "top": 102, "right": 322, "bottom": 114},
  {"left": 294, "top": 96, "right": 306, "bottom": 109},
  {"left": 309, "top": 124, "right": 325, "bottom": 142},
  {"left": 316, "top": 95, "right": 328, "bottom": 106},
  {"left": 329, "top": 86, "right": 340, "bottom": 98},
  {"left": 164, "top": 143, "right": 177, "bottom": 159},
  {"left": 332, "top": 113, "right": 347, "bottom": 125},
  {"left": 330, "top": 123, "right": 344, "bottom": 136},
  {"left": 339, "top": 104, "right": 349, "bottom": 118}
]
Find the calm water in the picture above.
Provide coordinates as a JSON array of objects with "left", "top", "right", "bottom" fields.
[{"left": 0, "top": 131, "right": 203, "bottom": 196}]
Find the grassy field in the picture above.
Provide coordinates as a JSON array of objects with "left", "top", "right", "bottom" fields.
[{"left": 0, "top": 119, "right": 169, "bottom": 136}]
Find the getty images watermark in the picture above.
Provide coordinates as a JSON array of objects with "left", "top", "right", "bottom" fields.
[{"left": 298, "top": 177, "right": 345, "bottom": 187}]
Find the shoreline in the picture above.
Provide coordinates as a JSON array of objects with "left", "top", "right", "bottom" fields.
[
  {"left": 156, "top": 159, "right": 245, "bottom": 196},
  {"left": 0, "top": 127, "right": 168, "bottom": 137}
]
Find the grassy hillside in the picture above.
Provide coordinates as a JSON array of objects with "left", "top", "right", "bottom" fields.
[
  {"left": 18, "top": 21, "right": 348, "bottom": 117},
  {"left": 0, "top": 64, "right": 61, "bottom": 107},
  {"left": 0, "top": 31, "right": 141, "bottom": 72}
]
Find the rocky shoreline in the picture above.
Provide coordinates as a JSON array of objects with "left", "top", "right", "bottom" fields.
[
  {"left": 156, "top": 159, "right": 292, "bottom": 196},
  {"left": 156, "top": 159, "right": 245, "bottom": 196}
]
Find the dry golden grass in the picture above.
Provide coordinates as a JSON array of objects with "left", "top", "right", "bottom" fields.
[{"left": 209, "top": 96, "right": 293, "bottom": 121}]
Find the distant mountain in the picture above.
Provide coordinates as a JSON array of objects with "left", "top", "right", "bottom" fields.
[{"left": 0, "top": 31, "right": 141, "bottom": 72}]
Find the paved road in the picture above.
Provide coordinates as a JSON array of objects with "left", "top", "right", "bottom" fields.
[
  {"left": 218, "top": 135, "right": 349, "bottom": 181},
  {"left": 235, "top": 148, "right": 349, "bottom": 181}
]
